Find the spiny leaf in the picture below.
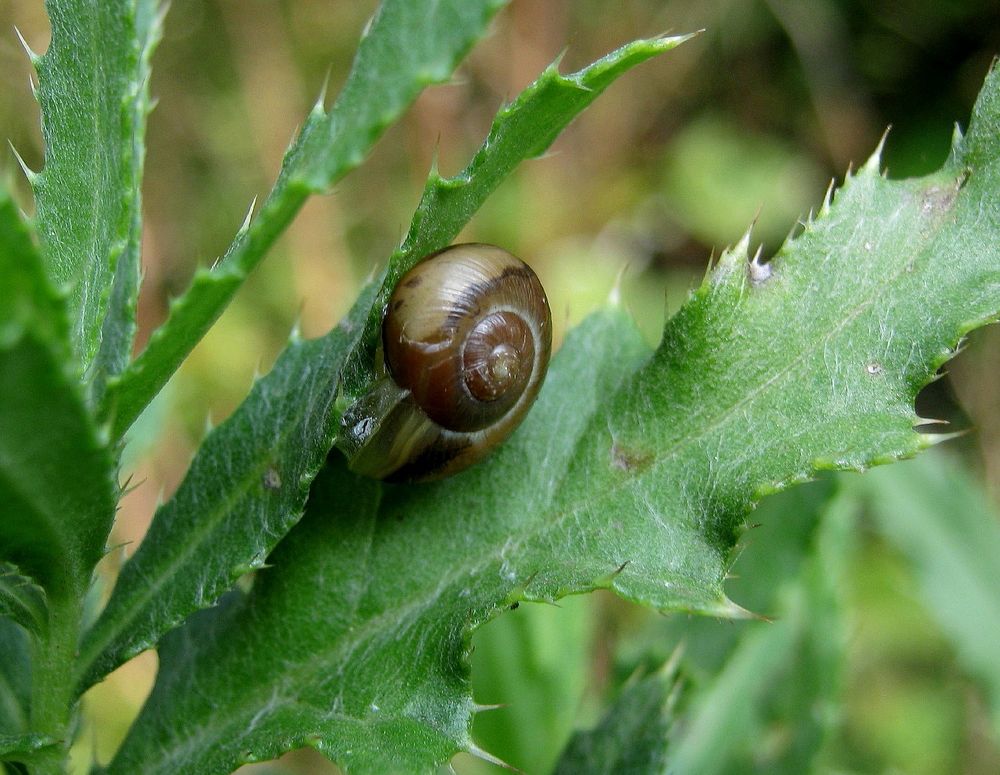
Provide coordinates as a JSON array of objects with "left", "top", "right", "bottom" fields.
[
  {"left": 337, "top": 33, "right": 696, "bottom": 397},
  {"left": 99, "top": 0, "right": 510, "bottom": 441},
  {"left": 0, "top": 189, "right": 116, "bottom": 599},
  {"left": 0, "top": 184, "right": 116, "bottom": 769},
  {"left": 75, "top": 285, "right": 375, "bottom": 690},
  {"left": 111, "top": 64, "right": 999, "bottom": 773},
  {"left": 89, "top": 0, "right": 164, "bottom": 402},
  {"left": 108, "top": 307, "right": 649, "bottom": 774},
  {"left": 32, "top": 0, "right": 160, "bottom": 377},
  {"left": 82, "top": 31, "right": 689, "bottom": 694},
  {"left": 553, "top": 661, "right": 680, "bottom": 775},
  {"left": 570, "top": 62, "right": 998, "bottom": 616}
]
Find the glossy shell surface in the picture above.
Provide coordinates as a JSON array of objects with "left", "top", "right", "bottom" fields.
[{"left": 343, "top": 244, "right": 552, "bottom": 482}]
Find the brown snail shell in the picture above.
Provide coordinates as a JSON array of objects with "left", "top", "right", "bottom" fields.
[{"left": 339, "top": 244, "right": 552, "bottom": 482}]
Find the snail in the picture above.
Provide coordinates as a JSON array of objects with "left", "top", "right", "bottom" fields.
[{"left": 338, "top": 243, "right": 552, "bottom": 482}]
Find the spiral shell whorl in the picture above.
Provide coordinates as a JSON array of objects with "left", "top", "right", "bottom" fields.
[
  {"left": 382, "top": 244, "right": 551, "bottom": 436},
  {"left": 339, "top": 244, "right": 552, "bottom": 482}
]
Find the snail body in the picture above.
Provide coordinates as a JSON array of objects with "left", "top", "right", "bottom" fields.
[{"left": 339, "top": 244, "right": 552, "bottom": 482}]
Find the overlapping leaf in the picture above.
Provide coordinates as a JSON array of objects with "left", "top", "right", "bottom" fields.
[
  {"left": 75, "top": 289, "right": 374, "bottom": 688},
  {"left": 31, "top": 0, "right": 160, "bottom": 380},
  {"left": 79, "top": 0, "right": 512, "bottom": 686},
  {"left": 553, "top": 663, "right": 679, "bottom": 774},
  {"left": 0, "top": 192, "right": 115, "bottom": 600},
  {"left": 100, "top": 0, "right": 510, "bottom": 439},
  {"left": 0, "top": 186, "right": 116, "bottom": 767},
  {"left": 80, "top": 34, "right": 687, "bottom": 692},
  {"left": 109, "top": 308, "right": 650, "bottom": 774},
  {"left": 337, "top": 34, "right": 694, "bottom": 397}
]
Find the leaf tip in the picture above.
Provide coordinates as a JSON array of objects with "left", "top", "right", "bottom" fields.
[
  {"left": 548, "top": 46, "right": 569, "bottom": 75},
  {"left": 659, "top": 642, "right": 686, "bottom": 678},
  {"left": 231, "top": 558, "right": 264, "bottom": 577},
  {"left": 735, "top": 221, "right": 755, "bottom": 256},
  {"left": 595, "top": 560, "right": 632, "bottom": 588},
  {"left": 314, "top": 66, "right": 332, "bottom": 113}
]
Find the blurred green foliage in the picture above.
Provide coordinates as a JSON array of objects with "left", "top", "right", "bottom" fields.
[{"left": 2, "top": 0, "right": 998, "bottom": 773}]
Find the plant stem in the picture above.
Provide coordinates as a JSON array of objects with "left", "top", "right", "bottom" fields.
[{"left": 29, "top": 589, "right": 83, "bottom": 775}]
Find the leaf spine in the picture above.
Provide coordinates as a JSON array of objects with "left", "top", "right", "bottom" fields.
[
  {"left": 7, "top": 141, "right": 37, "bottom": 184},
  {"left": 238, "top": 196, "right": 258, "bottom": 235},
  {"left": 607, "top": 262, "right": 629, "bottom": 307},
  {"left": 13, "top": 26, "right": 39, "bottom": 65},
  {"left": 919, "top": 429, "right": 967, "bottom": 448},
  {"left": 912, "top": 415, "right": 949, "bottom": 427},
  {"left": 748, "top": 245, "right": 770, "bottom": 284},
  {"left": 820, "top": 177, "right": 836, "bottom": 215},
  {"left": 950, "top": 121, "right": 964, "bottom": 152},
  {"left": 314, "top": 66, "right": 332, "bottom": 113},
  {"left": 472, "top": 702, "right": 507, "bottom": 713},
  {"left": 862, "top": 126, "right": 891, "bottom": 176},
  {"left": 288, "top": 317, "right": 302, "bottom": 343},
  {"left": 467, "top": 742, "right": 520, "bottom": 772},
  {"left": 715, "top": 223, "right": 754, "bottom": 278}
]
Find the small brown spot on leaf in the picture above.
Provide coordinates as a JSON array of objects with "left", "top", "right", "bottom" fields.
[
  {"left": 865, "top": 361, "right": 883, "bottom": 376},
  {"left": 920, "top": 178, "right": 961, "bottom": 219},
  {"left": 611, "top": 443, "right": 652, "bottom": 472},
  {"left": 403, "top": 274, "right": 423, "bottom": 288},
  {"left": 262, "top": 467, "right": 282, "bottom": 490}
]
